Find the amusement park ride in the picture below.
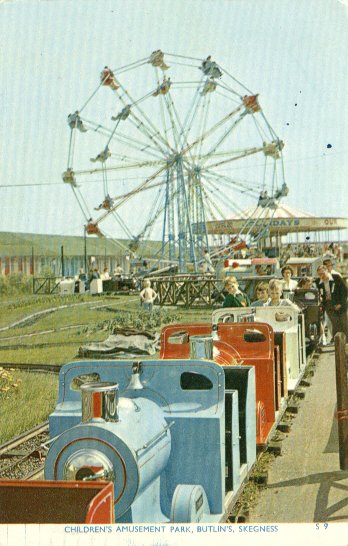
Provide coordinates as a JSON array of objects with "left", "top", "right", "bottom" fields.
[{"left": 63, "top": 50, "right": 288, "bottom": 273}]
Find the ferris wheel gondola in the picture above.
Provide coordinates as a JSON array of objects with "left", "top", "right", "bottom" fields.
[{"left": 63, "top": 50, "right": 287, "bottom": 272}]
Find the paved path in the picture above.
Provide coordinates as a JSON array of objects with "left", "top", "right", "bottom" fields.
[{"left": 249, "top": 348, "right": 348, "bottom": 522}]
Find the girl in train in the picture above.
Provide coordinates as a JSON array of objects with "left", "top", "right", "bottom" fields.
[
  {"left": 223, "top": 276, "right": 251, "bottom": 308},
  {"left": 250, "top": 281, "right": 269, "bottom": 306}
]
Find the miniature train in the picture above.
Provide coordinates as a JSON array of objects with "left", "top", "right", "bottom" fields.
[
  {"left": 0, "top": 296, "right": 320, "bottom": 524},
  {"left": 45, "top": 303, "right": 311, "bottom": 520},
  {"left": 44, "top": 356, "right": 256, "bottom": 523},
  {"left": 59, "top": 275, "right": 138, "bottom": 295}
]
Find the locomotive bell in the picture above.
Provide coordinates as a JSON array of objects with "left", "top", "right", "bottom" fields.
[
  {"left": 81, "top": 381, "right": 119, "bottom": 423},
  {"left": 126, "top": 361, "right": 144, "bottom": 390},
  {"left": 189, "top": 335, "right": 213, "bottom": 360}
]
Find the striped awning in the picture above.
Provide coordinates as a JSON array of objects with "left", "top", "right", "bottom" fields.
[{"left": 206, "top": 203, "right": 348, "bottom": 235}]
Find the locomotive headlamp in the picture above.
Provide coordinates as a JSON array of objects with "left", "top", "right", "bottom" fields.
[{"left": 63, "top": 449, "right": 115, "bottom": 482}]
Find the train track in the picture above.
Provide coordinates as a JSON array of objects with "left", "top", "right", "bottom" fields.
[
  {"left": 0, "top": 363, "right": 61, "bottom": 373},
  {"left": 0, "top": 422, "right": 49, "bottom": 480},
  {"left": 0, "top": 299, "right": 114, "bottom": 334},
  {"left": 0, "top": 341, "right": 91, "bottom": 351}
]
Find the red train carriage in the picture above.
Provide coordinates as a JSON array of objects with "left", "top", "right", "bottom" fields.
[{"left": 160, "top": 320, "right": 284, "bottom": 446}]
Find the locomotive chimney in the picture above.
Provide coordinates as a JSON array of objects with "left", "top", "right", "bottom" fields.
[
  {"left": 81, "top": 381, "right": 119, "bottom": 423},
  {"left": 189, "top": 335, "right": 214, "bottom": 360}
]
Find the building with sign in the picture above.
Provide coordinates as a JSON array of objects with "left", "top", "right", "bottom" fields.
[{"left": 206, "top": 203, "right": 348, "bottom": 248}]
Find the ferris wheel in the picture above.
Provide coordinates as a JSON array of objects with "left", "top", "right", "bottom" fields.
[{"left": 63, "top": 50, "right": 287, "bottom": 272}]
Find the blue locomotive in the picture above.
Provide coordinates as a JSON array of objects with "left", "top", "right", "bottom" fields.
[{"left": 44, "top": 342, "right": 256, "bottom": 523}]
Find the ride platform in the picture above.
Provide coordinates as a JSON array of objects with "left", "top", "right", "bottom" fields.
[{"left": 249, "top": 347, "right": 348, "bottom": 522}]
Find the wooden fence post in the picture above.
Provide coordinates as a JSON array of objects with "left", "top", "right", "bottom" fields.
[{"left": 334, "top": 332, "right": 348, "bottom": 470}]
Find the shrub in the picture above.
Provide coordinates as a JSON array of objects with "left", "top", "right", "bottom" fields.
[
  {"left": 0, "top": 371, "right": 58, "bottom": 443},
  {"left": 7, "top": 273, "right": 32, "bottom": 294},
  {"left": 41, "top": 266, "right": 55, "bottom": 278},
  {"left": 0, "top": 273, "right": 32, "bottom": 295},
  {"left": 0, "top": 367, "right": 21, "bottom": 399},
  {"left": 0, "top": 275, "right": 9, "bottom": 295}
]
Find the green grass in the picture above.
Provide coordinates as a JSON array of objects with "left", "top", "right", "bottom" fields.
[
  {"left": 0, "top": 294, "right": 94, "bottom": 330},
  {"left": 0, "top": 346, "right": 82, "bottom": 365},
  {"left": 0, "top": 295, "right": 214, "bottom": 365},
  {"left": 0, "top": 294, "right": 214, "bottom": 439},
  {"left": 0, "top": 370, "right": 58, "bottom": 443}
]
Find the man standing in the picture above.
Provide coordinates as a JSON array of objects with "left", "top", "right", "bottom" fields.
[
  {"left": 202, "top": 249, "right": 215, "bottom": 274},
  {"left": 323, "top": 258, "right": 342, "bottom": 277},
  {"left": 321, "top": 259, "right": 342, "bottom": 341},
  {"left": 316, "top": 265, "right": 347, "bottom": 339}
]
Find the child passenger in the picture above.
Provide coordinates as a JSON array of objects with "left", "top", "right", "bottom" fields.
[
  {"left": 223, "top": 277, "right": 250, "bottom": 308},
  {"left": 266, "top": 279, "right": 299, "bottom": 310},
  {"left": 250, "top": 281, "right": 269, "bottom": 306}
]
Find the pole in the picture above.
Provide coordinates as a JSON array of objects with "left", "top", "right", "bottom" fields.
[
  {"left": 84, "top": 226, "right": 87, "bottom": 274},
  {"left": 61, "top": 245, "right": 65, "bottom": 277},
  {"left": 334, "top": 332, "right": 348, "bottom": 470},
  {"left": 31, "top": 247, "right": 34, "bottom": 275},
  {"left": 31, "top": 246, "right": 35, "bottom": 293}
]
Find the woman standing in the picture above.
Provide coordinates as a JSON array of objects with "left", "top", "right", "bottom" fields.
[{"left": 281, "top": 265, "right": 298, "bottom": 292}]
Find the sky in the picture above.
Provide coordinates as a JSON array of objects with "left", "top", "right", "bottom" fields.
[{"left": 0, "top": 0, "right": 347, "bottom": 242}]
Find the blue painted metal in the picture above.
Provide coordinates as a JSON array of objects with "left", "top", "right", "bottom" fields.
[
  {"left": 176, "top": 157, "right": 188, "bottom": 273},
  {"left": 161, "top": 168, "right": 176, "bottom": 264},
  {"left": 191, "top": 170, "right": 209, "bottom": 256},
  {"left": 160, "top": 159, "right": 209, "bottom": 273},
  {"left": 224, "top": 366, "right": 257, "bottom": 475},
  {"left": 225, "top": 389, "right": 241, "bottom": 492},
  {"left": 45, "top": 358, "right": 256, "bottom": 523},
  {"left": 46, "top": 401, "right": 170, "bottom": 520},
  {"left": 170, "top": 484, "right": 210, "bottom": 522}
]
